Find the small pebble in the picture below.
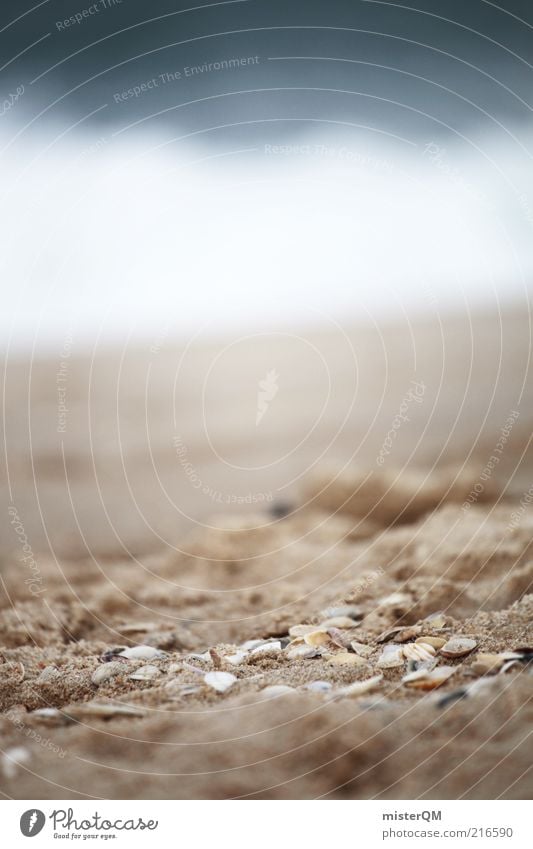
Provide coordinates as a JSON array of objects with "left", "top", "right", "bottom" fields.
[
  {"left": 440, "top": 637, "right": 477, "bottom": 658},
  {"left": 204, "top": 671, "right": 236, "bottom": 693}
]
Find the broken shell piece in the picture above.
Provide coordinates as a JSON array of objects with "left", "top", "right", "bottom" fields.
[
  {"left": 416, "top": 636, "right": 446, "bottom": 649},
  {"left": 303, "top": 630, "right": 331, "bottom": 647},
  {"left": 376, "top": 644, "right": 404, "bottom": 668},
  {"left": 376, "top": 626, "right": 404, "bottom": 644},
  {"left": 67, "top": 701, "right": 146, "bottom": 719},
  {"left": 288, "top": 625, "right": 315, "bottom": 637},
  {"left": 128, "top": 664, "right": 161, "bottom": 681},
  {"left": 118, "top": 645, "right": 166, "bottom": 661},
  {"left": 304, "top": 680, "right": 332, "bottom": 693},
  {"left": 350, "top": 641, "right": 374, "bottom": 658},
  {"left": 440, "top": 637, "right": 477, "bottom": 658},
  {"left": 92, "top": 662, "right": 125, "bottom": 685},
  {"left": 261, "top": 685, "right": 295, "bottom": 698},
  {"left": 423, "top": 611, "right": 449, "bottom": 629},
  {"left": 286, "top": 644, "right": 320, "bottom": 660},
  {"left": 326, "top": 652, "right": 366, "bottom": 666},
  {"left": 394, "top": 626, "right": 422, "bottom": 643},
  {"left": 31, "top": 707, "right": 69, "bottom": 725},
  {"left": 336, "top": 674, "right": 383, "bottom": 698},
  {"left": 241, "top": 639, "right": 266, "bottom": 650},
  {"left": 250, "top": 641, "right": 282, "bottom": 656},
  {"left": 320, "top": 616, "right": 358, "bottom": 629},
  {"left": 225, "top": 651, "right": 248, "bottom": 666},
  {"left": 321, "top": 605, "right": 362, "bottom": 621},
  {"left": 403, "top": 665, "right": 455, "bottom": 690},
  {"left": 204, "top": 671, "right": 236, "bottom": 693},
  {"left": 403, "top": 643, "right": 436, "bottom": 663}
]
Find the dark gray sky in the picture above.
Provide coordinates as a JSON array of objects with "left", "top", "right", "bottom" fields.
[{"left": 1, "top": 0, "right": 533, "bottom": 145}]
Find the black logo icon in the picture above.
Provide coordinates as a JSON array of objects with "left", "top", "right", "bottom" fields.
[{"left": 20, "top": 810, "right": 46, "bottom": 837}]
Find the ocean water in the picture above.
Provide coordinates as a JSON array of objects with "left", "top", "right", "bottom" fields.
[{"left": 1, "top": 127, "right": 532, "bottom": 355}]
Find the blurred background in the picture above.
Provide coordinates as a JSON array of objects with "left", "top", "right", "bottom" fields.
[{"left": 1, "top": 0, "right": 532, "bottom": 559}]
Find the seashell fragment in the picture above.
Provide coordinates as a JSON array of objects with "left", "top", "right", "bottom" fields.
[
  {"left": 350, "top": 641, "right": 374, "bottom": 658},
  {"left": 204, "top": 671, "right": 236, "bottom": 693},
  {"left": 225, "top": 651, "right": 248, "bottom": 666},
  {"left": 336, "top": 674, "right": 383, "bottom": 698},
  {"left": 286, "top": 644, "right": 320, "bottom": 660},
  {"left": 403, "top": 643, "right": 436, "bottom": 663},
  {"left": 416, "top": 636, "right": 446, "bottom": 649},
  {"left": 128, "top": 664, "right": 161, "bottom": 681},
  {"left": 320, "top": 616, "right": 359, "bottom": 629},
  {"left": 440, "top": 637, "right": 477, "bottom": 658},
  {"left": 403, "top": 665, "right": 455, "bottom": 690},
  {"left": 118, "top": 645, "right": 166, "bottom": 661},
  {"left": 303, "top": 630, "right": 331, "bottom": 647},
  {"left": 326, "top": 652, "right": 366, "bottom": 666},
  {"left": 288, "top": 625, "right": 315, "bottom": 637},
  {"left": 92, "top": 662, "right": 125, "bottom": 686},
  {"left": 471, "top": 654, "right": 506, "bottom": 676},
  {"left": 423, "top": 611, "right": 449, "bottom": 629},
  {"left": 376, "top": 626, "right": 404, "bottom": 644},
  {"left": 376, "top": 644, "right": 404, "bottom": 668},
  {"left": 250, "top": 640, "right": 282, "bottom": 656}
]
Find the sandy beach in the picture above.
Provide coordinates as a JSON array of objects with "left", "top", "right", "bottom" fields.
[{"left": 0, "top": 307, "right": 532, "bottom": 799}]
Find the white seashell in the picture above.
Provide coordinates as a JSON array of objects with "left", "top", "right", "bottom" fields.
[
  {"left": 225, "top": 651, "right": 248, "bottom": 666},
  {"left": 403, "top": 643, "right": 436, "bottom": 662},
  {"left": 250, "top": 641, "right": 282, "bottom": 656},
  {"left": 32, "top": 707, "right": 62, "bottom": 720},
  {"left": 1, "top": 746, "right": 31, "bottom": 779},
  {"left": 376, "top": 644, "right": 404, "bottom": 668},
  {"left": 241, "top": 639, "right": 266, "bottom": 650},
  {"left": 440, "top": 637, "right": 477, "bottom": 658},
  {"left": 286, "top": 644, "right": 320, "bottom": 660},
  {"left": 204, "top": 671, "right": 237, "bottom": 693},
  {"left": 128, "top": 664, "right": 161, "bottom": 681},
  {"left": 261, "top": 685, "right": 295, "bottom": 698},
  {"left": 118, "top": 645, "right": 166, "bottom": 661},
  {"left": 336, "top": 674, "right": 383, "bottom": 698},
  {"left": 304, "top": 680, "right": 332, "bottom": 693},
  {"left": 350, "top": 641, "right": 374, "bottom": 657},
  {"left": 423, "top": 611, "right": 449, "bottom": 629},
  {"left": 92, "top": 662, "right": 125, "bottom": 685}
]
